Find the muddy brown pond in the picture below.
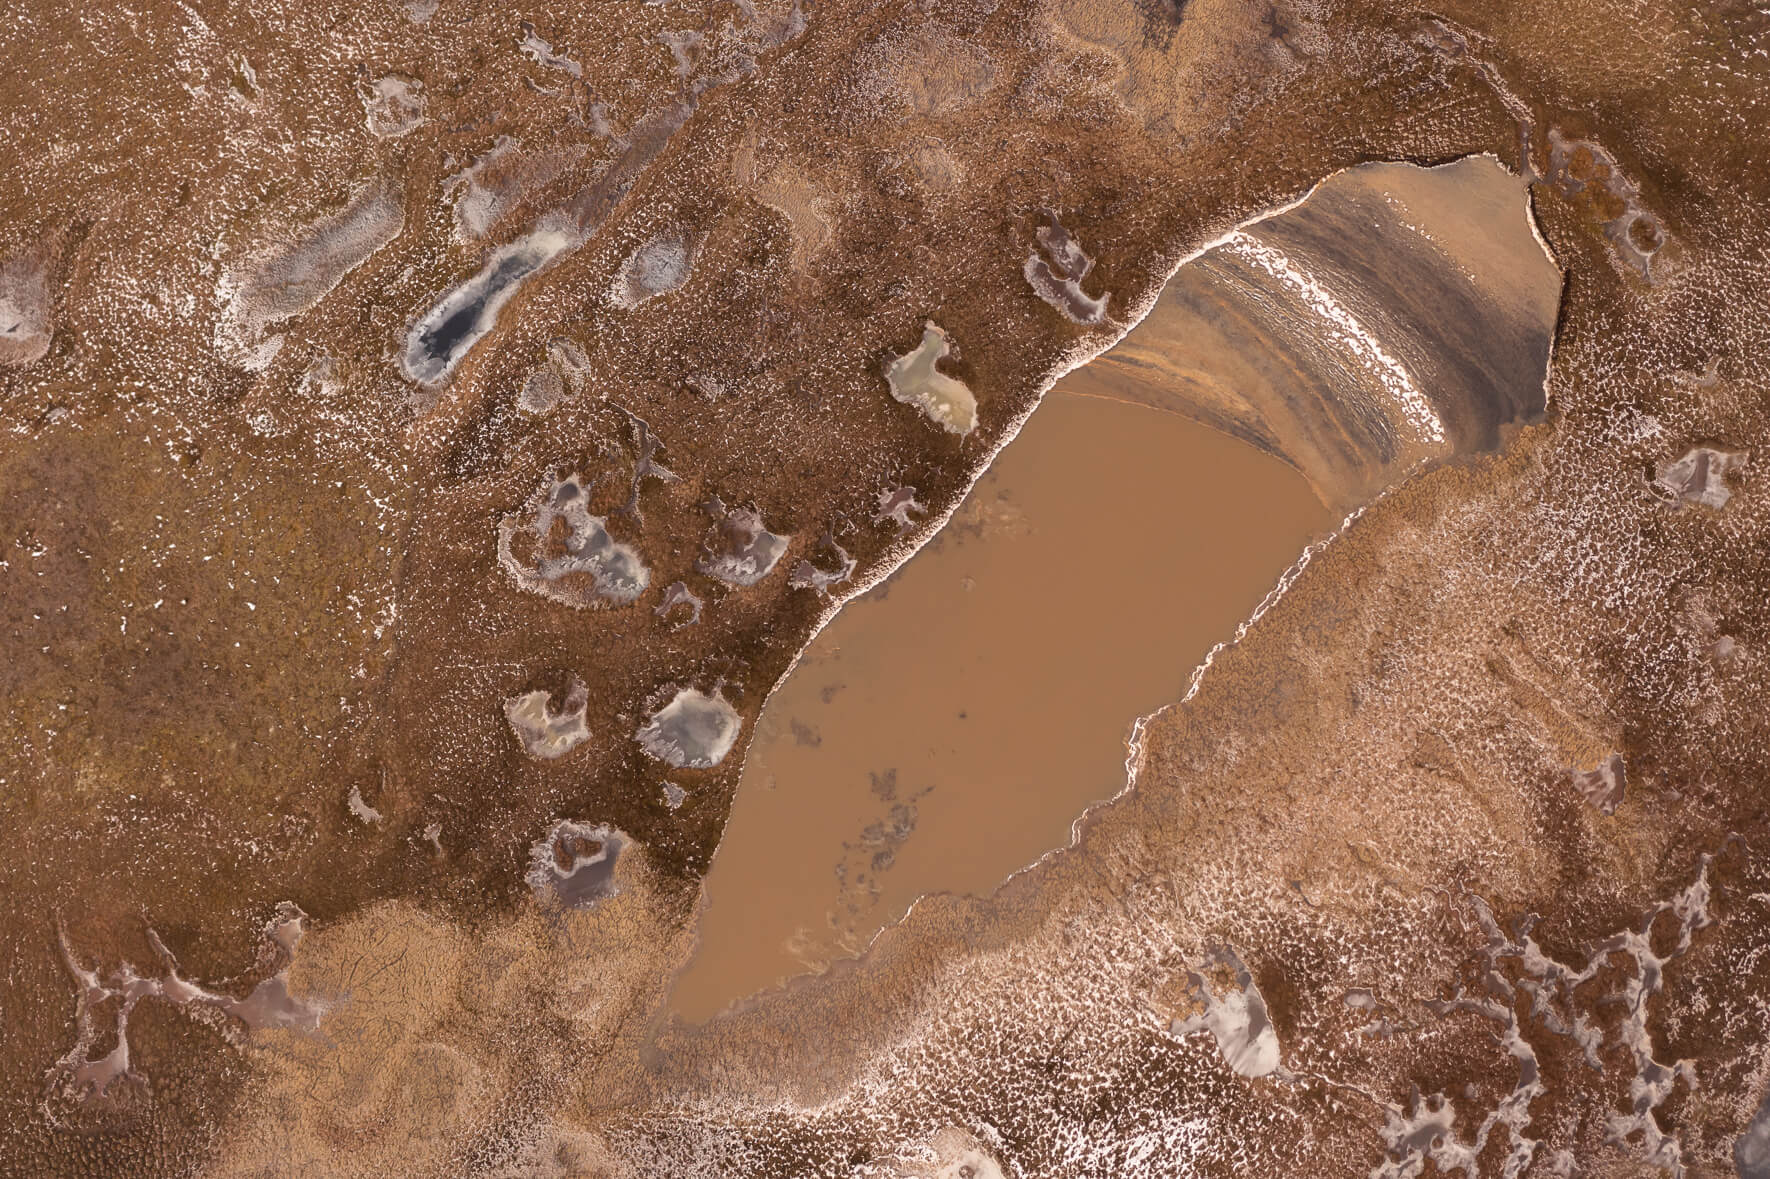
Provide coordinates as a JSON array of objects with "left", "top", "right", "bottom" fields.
[
  {"left": 671, "top": 155, "right": 1556, "bottom": 1022},
  {"left": 671, "top": 388, "right": 1332, "bottom": 1020}
]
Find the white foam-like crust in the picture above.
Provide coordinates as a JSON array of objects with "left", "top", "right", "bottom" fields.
[{"left": 1222, "top": 230, "right": 1445, "bottom": 445}]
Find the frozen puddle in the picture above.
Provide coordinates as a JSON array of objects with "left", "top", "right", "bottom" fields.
[
  {"left": 1168, "top": 948, "right": 1282, "bottom": 1078},
  {"left": 402, "top": 219, "right": 582, "bottom": 386},
  {"left": 1023, "top": 212, "right": 1110, "bottom": 325},
  {"left": 1655, "top": 446, "right": 1746, "bottom": 510},
  {"left": 885, "top": 321, "right": 977, "bottom": 435},
  {"left": 518, "top": 21, "right": 583, "bottom": 77},
  {"left": 498, "top": 472, "right": 650, "bottom": 607},
  {"left": 505, "top": 676, "right": 592, "bottom": 759},
  {"left": 50, "top": 905, "right": 323, "bottom": 1104},
  {"left": 527, "top": 821, "right": 627, "bottom": 908},
  {"left": 696, "top": 499, "right": 790, "bottom": 587},
  {"left": 637, "top": 687, "right": 741, "bottom": 769}
]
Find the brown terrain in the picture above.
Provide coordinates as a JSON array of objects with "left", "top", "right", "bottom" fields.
[{"left": 1, "top": 0, "right": 1767, "bottom": 1175}]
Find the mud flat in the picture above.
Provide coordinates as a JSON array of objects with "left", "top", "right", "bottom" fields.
[{"left": 670, "top": 388, "right": 1330, "bottom": 1020}]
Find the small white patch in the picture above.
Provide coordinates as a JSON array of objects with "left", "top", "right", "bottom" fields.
[
  {"left": 874, "top": 485, "right": 926, "bottom": 529},
  {"left": 0, "top": 244, "right": 53, "bottom": 368},
  {"left": 610, "top": 235, "right": 695, "bottom": 309},
  {"left": 504, "top": 679, "right": 592, "bottom": 759},
  {"left": 654, "top": 581, "right": 705, "bottom": 627},
  {"left": 1023, "top": 214, "right": 1109, "bottom": 325},
  {"left": 789, "top": 537, "right": 856, "bottom": 595},
  {"left": 447, "top": 136, "right": 521, "bottom": 240},
  {"left": 516, "top": 338, "right": 592, "bottom": 415},
  {"left": 346, "top": 785, "right": 383, "bottom": 824},
  {"left": 897, "top": 1127, "right": 1008, "bottom": 1179},
  {"left": 519, "top": 22, "right": 583, "bottom": 77},
  {"left": 659, "top": 28, "right": 704, "bottom": 77},
  {"left": 884, "top": 322, "right": 977, "bottom": 436},
  {"left": 636, "top": 687, "right": 740, "bottom": 769},
  {"left": 361, "top": 74, "right": 426, "bottom": 139}
]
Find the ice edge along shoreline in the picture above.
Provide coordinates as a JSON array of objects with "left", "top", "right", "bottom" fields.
[{"left": 670, "top": 152, "right": 1553, "bottom": 1024}]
